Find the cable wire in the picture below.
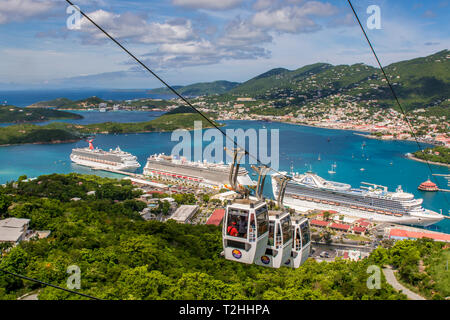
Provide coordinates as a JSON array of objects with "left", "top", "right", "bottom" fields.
[
  {"left": 0, "top": 267, "right": 102, "bottom": 300},
  {"left": 65, "top": 0, "right": 280, "bottom": 175},
  {"left": 347, "top": 0, "right": 449, "bottom": 207}
]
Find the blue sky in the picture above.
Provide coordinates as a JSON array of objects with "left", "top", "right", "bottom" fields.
[{"left": 0, "top": 0, "right": 448, "bottom": 89}]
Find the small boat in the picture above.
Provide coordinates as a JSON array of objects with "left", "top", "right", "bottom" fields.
[
  {"left": 360, "top": 168, "right": 365, "bottom": 171},
  {"left": 328, "top": 163, "right": 336, "bottom": 174}
]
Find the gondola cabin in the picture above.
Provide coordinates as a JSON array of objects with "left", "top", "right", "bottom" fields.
[
  {"left": 285, "top": 218, "right": 311, "bottom": 268},
  {"left": 254, "top": 211, "right": 293, "bottom": 268},
  {"left": 223, "top": 199, "right": 269, "bottom": 264}
]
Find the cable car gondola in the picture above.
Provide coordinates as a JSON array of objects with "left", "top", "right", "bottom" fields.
[
  {"left": 223, "top": 198, "right": 269, "bottom": 264},
  {"left": 254, "top": 211, "right": 293, "bottom": 268},
  {"left": 284, "top": 218, "right": 311, "bottom": 268}
]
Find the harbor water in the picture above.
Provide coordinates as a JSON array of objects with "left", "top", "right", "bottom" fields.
[{"left": 0, "top": 114, "right": 448, "bottom": 233}]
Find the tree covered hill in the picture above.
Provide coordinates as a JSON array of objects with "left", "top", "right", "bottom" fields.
[
  {"left": 0, "top": 173, "right": 408, "bottom": 300},
  {"left": 1, "top": 174, "right": 448, "bottom": 300},
  {"left": 0, "top": 112, "right": 219, "bottom": 146},
  {"left": 0, "top": 106, "right": 82, "bottom": 124},
  {"left": 29, "top": 96, "right": 108, "bottom": 109},
  {"left": 148, "top": 80, "right": 240, "bottom": 97},
  {"left": 228, "top": 50, "right": 449, "bottom": 112}
]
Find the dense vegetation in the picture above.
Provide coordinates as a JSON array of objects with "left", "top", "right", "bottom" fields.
[
  {"left": 29, "top": 97, "right": 108, "bottom": 109},
  {"left": 371, "top": 239, "right": 449, "bottom": 300},
  {"left": 0, "top": 123, "right": 81, "bottom": 146},
  {"left": 414, "top": 146, "right": 450, "bottom": 165},
  {"left": 0, "top": 112, "right": 219, "bottom": 146},
  {"left": 0, "top": 106, "right": 82, "bottom": 124},
  {"left": 149, "top": 50, "right": 449, "bottom": 116},
  {"left": 0, "top": 174, "right": 414, "bottom": 300}
]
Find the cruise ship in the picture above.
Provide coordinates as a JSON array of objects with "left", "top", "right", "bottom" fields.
[
  {"left": 70, "top": 140, "right": 141, "bottom": 172},
  {"left": 143, "top": 153, "right": 254, "bottom": 188},
  {"left": 272, "top": 172, "right": 444, "bottom": 227}
]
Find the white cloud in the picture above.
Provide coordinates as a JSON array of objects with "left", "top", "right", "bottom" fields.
[
  {"left": 252, "top": 6, "right": 319, "bottom": 33},
  {"left": 78, "top": 10, "right": 197, "bottom": 45},
  {"left": 251, "top": 1, "right": 338, "bottom": 33},
  {"left": 218, "top": 18, "right": 272, "bottom": 47},
  {"left": 0, "top": 0, "right": 56, "bottom": 24},
  {"left": 172, "top": 0, "right": 243, "bottom": 10}
]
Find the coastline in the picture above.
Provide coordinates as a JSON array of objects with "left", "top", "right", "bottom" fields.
[
  {"left": 406, "top": 153, "right": 450, "bottom": 168},
  {"left": 229, "top": 117, "right": 443, "bottom": 146}
]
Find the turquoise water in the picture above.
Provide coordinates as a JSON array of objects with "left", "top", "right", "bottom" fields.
[{"left": 0, "top": 119, "right": 448, "bottom": 233}]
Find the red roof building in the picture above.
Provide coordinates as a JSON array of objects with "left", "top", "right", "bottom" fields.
[
  {"left": 356, "top": 219, "right": 371, "bottom": 228},
  {"left": 206, "top": 209, "right": 225, "bottom": 226},
  {"left": 310, "top": 219, "right": 330, "bottom": 227},
  {"left": 330, "top": 223, "right": 351, "bottom": 232},
  {"left": 353, "top": 226, "right": 367, "bottom": 234}
]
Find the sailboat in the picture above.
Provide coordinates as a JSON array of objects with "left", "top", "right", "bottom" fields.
[
  {"left": 318, "top": 154, "right": 321, "bottom": 161},
  {"left": 328, "top": 163, "right": 336, "bottom": 174}
]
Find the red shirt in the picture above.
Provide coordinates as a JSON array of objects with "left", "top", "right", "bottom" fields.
[{"left": 227, "top": 226, "right": 238, "bottom": 237}]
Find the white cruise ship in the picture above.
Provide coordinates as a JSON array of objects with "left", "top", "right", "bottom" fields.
[
  {"left": 272, "top": 172, "right": 444, "bottom": 227},
  {"left": 70, "top": 140, "right": 141, "bottom": 172},
  {"left": 143, "top": 153, "right": 254, "bottom": 188}
]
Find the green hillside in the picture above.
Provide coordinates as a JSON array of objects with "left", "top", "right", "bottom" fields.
[
  {"left": 148, "top": 80, "right": 240, "bottom": 96},
  {"left": 0, "top": 173, "right": 406, "bottom": 300},
  {"left": 29, "top": 96, "right": 110, "bottom": 109},
  {"left": 0, "top": 106, "right": 82, "bottom": 123},
  {"left": 229, "top": 50, "right": 449, "bottom": 112},
  {"left": 0, "top": 112, "right": 219, "bottom": 146}
]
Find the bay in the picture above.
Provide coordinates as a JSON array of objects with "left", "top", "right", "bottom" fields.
[{"left": 0, "top": 118, "right": 448, "bottom": 233}]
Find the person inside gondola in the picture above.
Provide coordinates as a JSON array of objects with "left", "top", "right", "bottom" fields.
[
  {"left": 227, "top": 221, "right": 238, "bottom": 237},
  {"left": 237, "top": 216, "right": 247, "bottom": 238}
]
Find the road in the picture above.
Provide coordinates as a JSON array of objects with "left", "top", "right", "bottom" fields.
[{"left": 382, "top": 266, "right": 426, "bottom": 300}]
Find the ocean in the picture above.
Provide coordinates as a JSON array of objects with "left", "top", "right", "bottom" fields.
[{"left": 0, "top": 116, "right": 449, "bottom": 233}]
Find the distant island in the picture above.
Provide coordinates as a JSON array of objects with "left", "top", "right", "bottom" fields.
[
  {"left": 0, "top": 108, "right": 219, "bottom": 146},
  {"left": 0, "top": 105, "right": 82, "bottom": 124},
  {"left": 28, "top": 96, "right": 175, "bottom": 111}
]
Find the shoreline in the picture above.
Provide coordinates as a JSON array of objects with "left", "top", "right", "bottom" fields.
[{"left": 406, "top": 154, "right": 450, "bottom": 168}]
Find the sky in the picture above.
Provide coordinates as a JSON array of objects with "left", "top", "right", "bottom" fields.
[{"left": 0, "top": 0, "right": 449, "bottom": 89}]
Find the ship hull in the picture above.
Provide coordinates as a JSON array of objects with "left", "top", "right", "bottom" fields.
[
  {"left": 272, "top": 176, "right": 444, "bottom": 227},
  {"left": 70, "top": 155, "right": 140, "bottom": 172},
  {"left": 281, "top": 197, "right": 442, "bottom": 227}
]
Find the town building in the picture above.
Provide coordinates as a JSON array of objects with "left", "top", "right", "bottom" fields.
[
  {"left": 0, "top": 218, "right": 30, "bottom": 244},
  {"left": 170, "top": 205, "right": 199, "bottom": 224}
]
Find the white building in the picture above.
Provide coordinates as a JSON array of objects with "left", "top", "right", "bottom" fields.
[
  {"left": 0, "top": 218, "right": 30, "bottom": 244},
  {"left": 169, "top": 205, "right": 199, "bottom": 224}
]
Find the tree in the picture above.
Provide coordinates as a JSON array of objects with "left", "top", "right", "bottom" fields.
[{"left": 0, "top": 192, "right": 11, "bottom": 218}]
